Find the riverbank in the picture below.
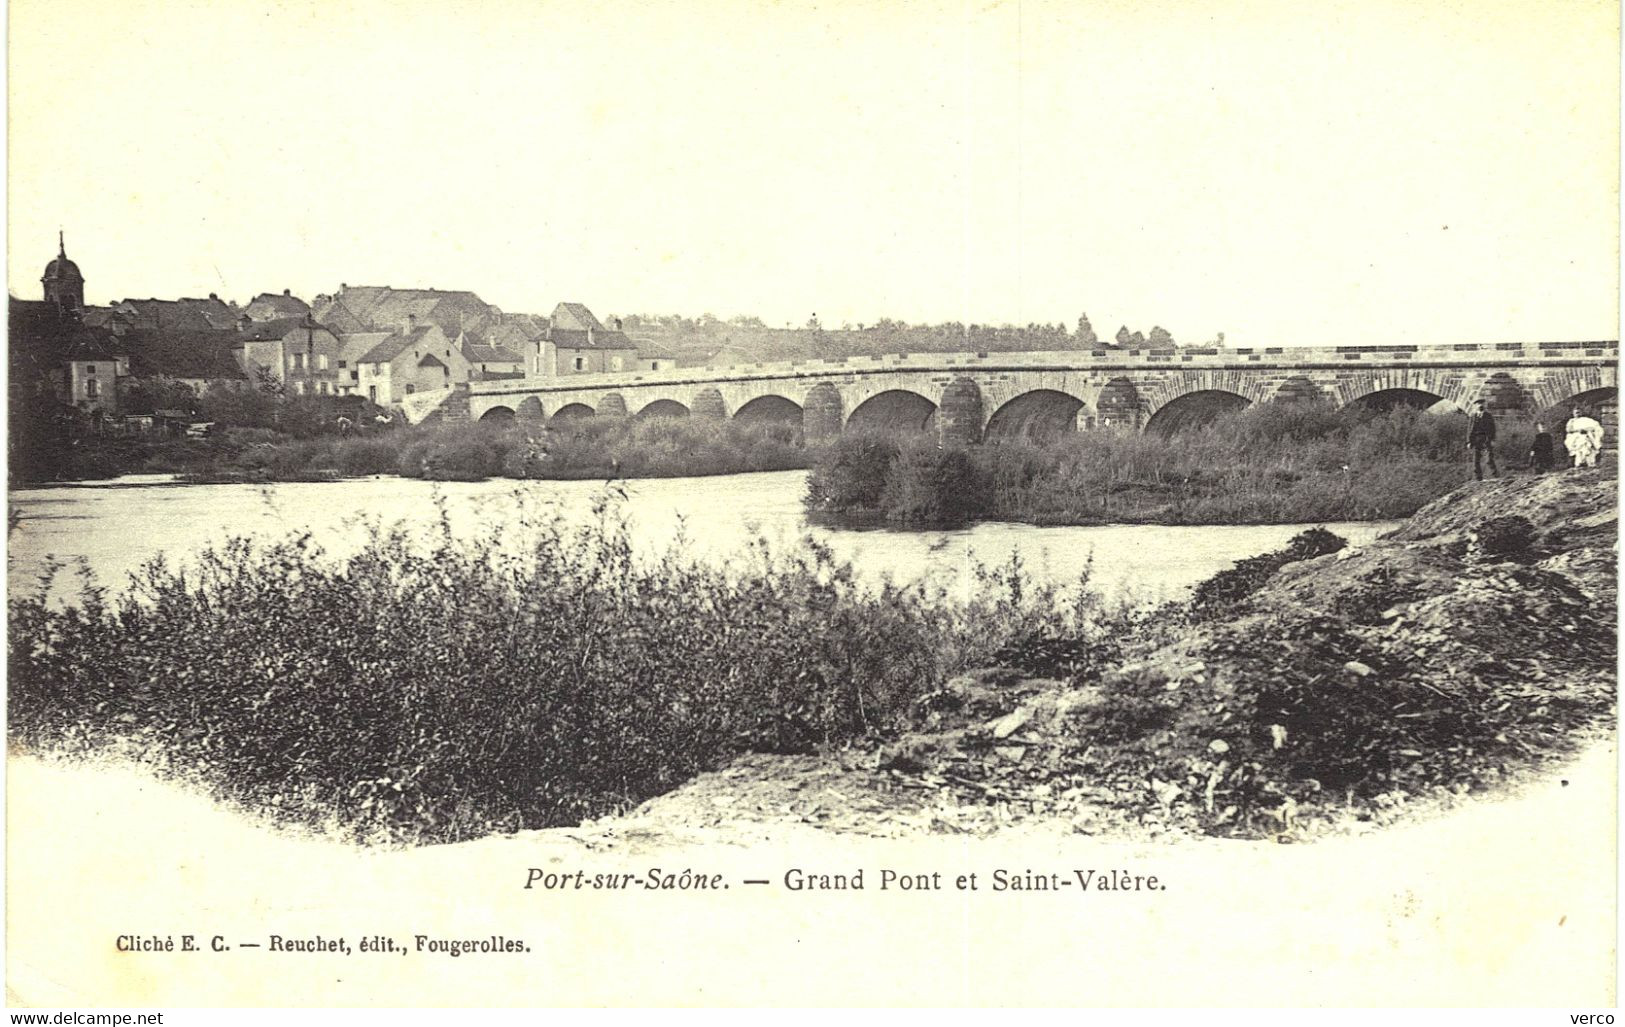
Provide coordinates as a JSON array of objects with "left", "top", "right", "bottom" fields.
[
  {"left": 807, "top": 404, "right": 1541, "bottom": 527},
  {"left": 20, "top": 402, "right": 1548, "bottom": 531},
  {"left": 26, "top": 415, "right": 815, "bottom": 485},
  {"left": 9, "top": 465, "right": 1613, "bottom": 847}
]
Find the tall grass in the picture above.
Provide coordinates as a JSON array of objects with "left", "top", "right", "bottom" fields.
[
  {"left": 809, "top": 404, "right": 1527, "bottom": 526},
  {"left": 7, "top": 493, "right": 1120, "bottom": 844}
]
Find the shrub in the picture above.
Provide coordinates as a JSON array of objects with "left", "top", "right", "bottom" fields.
[
  {"left": 805, "top": 431, "right": 901, "bottom": 513},
  {"left": 1471, "top": 515, "right": 1536, "bottom": 559},
  {"left": 879, "top": 439, "right": 992, "bottom": 525},
  {"left": 1190, "top": 527, "right": 1348, "bottom": 617},
  {"left": 7, "top": 496, "right": 1118, "bottom": 844}
]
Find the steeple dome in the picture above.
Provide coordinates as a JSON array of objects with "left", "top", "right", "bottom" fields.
[{"left": 42, "top": 230, "right": 84, "bottom": 310}]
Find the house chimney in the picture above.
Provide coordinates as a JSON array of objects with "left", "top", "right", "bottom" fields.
[
  {"left": 237, "top": 314, "right": 251, "bottom": 334},
  {"left": 405, "top": 313, "right": 417, "bottom": 333},
  {"left": 587, "top": 325, "right": 595, "bottom": 346},
  {"left": 283, "top": 288, "right": 291, "bottom": 296},
  {"left": 614, "top": 318, "right": 623, "bottom": 331},
  {"left": 209, "top": 292, "right": 219, "bottom": 301}
]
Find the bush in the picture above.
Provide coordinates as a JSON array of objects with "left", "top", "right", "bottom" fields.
[
  {"left": 1471, "top": 515, "right": 1536, "bottom": 559},
  {"left": 807, "top": 400, "right": 1515, "bottom": 528},
  {"left": 879, "top": 439, "right": 992, "bottom": 525},
  {"left": 1190, "top": 527, "right": 1348, "bottom": 617},
  {"left": 7, "top": 497, "right": 1116, "bottom": 844},
  {"left": 805, "top": 431, "right": 901, "bottom": 513}
]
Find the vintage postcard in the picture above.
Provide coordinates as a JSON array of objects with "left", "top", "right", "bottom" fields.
[{"left": 5, "top": 0, "right": 1618, "bottom": 1011}]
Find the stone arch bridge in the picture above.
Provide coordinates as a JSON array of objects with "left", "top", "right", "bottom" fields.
[{"left": 418, "top": 341, "right": 1618, "bottom": 445}]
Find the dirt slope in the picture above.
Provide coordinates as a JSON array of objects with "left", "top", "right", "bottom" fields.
[{"left": 619, "top": 468, "right": 1617, "bottom": 841}]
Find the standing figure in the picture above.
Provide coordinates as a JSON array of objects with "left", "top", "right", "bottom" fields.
[
  {"left": 1564, "top": 407, "right": 1605, "bottom": 468},
  {"left": 1529, "top": 422, "right": 1554, "bottom": 472},
  {"left": 1466, "top": 399, "right": 1498, "bottom": 480}
]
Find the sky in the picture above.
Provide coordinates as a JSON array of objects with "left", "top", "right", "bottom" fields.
[{"left": 7, "top": 0, "right": 1619, "bottom": 346}]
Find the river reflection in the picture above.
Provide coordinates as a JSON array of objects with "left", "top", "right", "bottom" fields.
[{"left": 8, "top": 470, "right": 1396, "bottom": 605}]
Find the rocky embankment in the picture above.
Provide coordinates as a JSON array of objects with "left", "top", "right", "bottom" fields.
[{"left": 616, "top": 468, "right": 1617, "bottom": 841}]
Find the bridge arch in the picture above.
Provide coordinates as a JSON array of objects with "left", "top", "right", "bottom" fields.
[
  {"left": 1144, "top": 390, "right": 1250, "bottom": 434},
  {"left": 1541, "top": 387, "right": 1617, "bottom": 442},
  {"left": 734, "top": 394, "right": 803, "bottom": 425},
  {"left": 552, "top": 402, "right": 595, "bottom": 420},
  {"left": 985, "top": 389, "right": 1085, "bottom": 443},
  {"left": 479, "top": 405, "right": 516, "bottom": 423},
  {"left": 1141, "top": 372, "right": 1271, "bottom": 425},
  {"left": 1336, "top": 370, "right": 1464, "bottom": 410},
  {"left": 1531, "top": 366, "right": 1617, "bottom": 412},
  {"left": 1551, "top": 386, "right": 1617, "bottom": 415},
  {"left": 517, "top": 396, "right": 545, "bottom": 421},
  {"left": 636, "top": 398, "right": 690, "bottom": 419},
  {"left": 846, "top": 389, "right": 937, "bottom": 433}
]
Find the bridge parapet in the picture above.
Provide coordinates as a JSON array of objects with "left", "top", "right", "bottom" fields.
[{"left": 469, "top": 340, "right": 1618, "bottom": 400}]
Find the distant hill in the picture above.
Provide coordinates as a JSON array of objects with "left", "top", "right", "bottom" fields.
[{"left": 617, "top": 317, "right": 1118, "bottom": 368}]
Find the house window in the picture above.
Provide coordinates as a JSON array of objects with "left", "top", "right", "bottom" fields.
[
  {"left": 612, "top": 356, "right": 624, "bottom": 371},
  {"left": 338, "top": 360, "right": 347, "bottom": 369},
  {"left": 574, "top": 356, "right": 586, "bottom": 371},
  {"left": 294, "top": 381, "right": 307, "bottom": 395},
  {"left": 406, "top": 384, "right": 416, "bottom": 395},
  {"left": 292, "top": 353, "right": 306, "bottom": 370},
  {"left": 86, "top": 378, "right": 99, "bottom": 399},
  {"left": 368, "top": 386, "right": 377, "bottom": 401},
  {"left": 318, "top": 382, "right": 329, "bottom": 395},
  {"left": 318, "top": 355, "right": 329, "bottom": 371}
]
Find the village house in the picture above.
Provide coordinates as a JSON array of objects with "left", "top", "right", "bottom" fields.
[
  {"left": 480, "top": 314, "right": 549, "bottom": 368},
  {"left": 12, "top": 238, "right": 129, "bottom": 418},
  {"left": 311, "top": 284, "right": 497, "bottom": 341},
  {"left": 354, "top": 319, "right": 469, "bottom": 405},
  {"left": 255, "top": 318, "right": 345, "bottom": 395},
  {"left": 9, "top": 298, "right": 128, "bottom": 417},
  {"left": 113, "top": 294, "right": 238, "bottom": 332},
  {"left": 531, "top": 302, "right": 639, "bottom": 376},
  {"left": 635, "top": 341, "right": 679, "bottom": 372},
  {"left": 233, "top": 316, "right": 306, "bottom": 384},
  {"left": 456, "top": 330, "right": 525, "bottom": 379},
  {"left": 241, "top": 289, "right": 311, "bottom": 322},
  {"left": 336, "top": 332, "right": 391, "bottom": 396},
  {"left": 124, "top": 328, "right": 250, "bottom": 394}
]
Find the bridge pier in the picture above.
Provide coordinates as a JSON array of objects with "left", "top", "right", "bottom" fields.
[
  {"left": 692, "top": 388, "right": 727, "bottom": 420},
  {"left": 441, "top": 383, "right": 472, "bottom": 424},
  {"left": 804, "top": 383, "right": 844, "bottom": 442},
  {"left": 938, "top": 377, "right": 985, "bottom": 446}
]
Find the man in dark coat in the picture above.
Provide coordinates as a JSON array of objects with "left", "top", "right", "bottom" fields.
[
  {"left": 1467, "top": 399, "right": 1498, "bottom": 479},
  {"left": 1529, "top": 421, "right": 1555, "bottom": 472}
]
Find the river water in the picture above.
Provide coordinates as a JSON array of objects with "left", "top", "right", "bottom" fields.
[{"left": 8, "top": 470, "right": 1396, "bottom": 605}]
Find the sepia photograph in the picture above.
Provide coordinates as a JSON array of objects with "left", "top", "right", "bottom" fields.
[{"left": 5, "top": 0, "right": 1619, "bottom": 1011}]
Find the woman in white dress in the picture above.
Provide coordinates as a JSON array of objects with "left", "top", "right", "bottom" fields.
[{"left": 1564, "top": 407, "right": 1605, "bottom": 468}]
